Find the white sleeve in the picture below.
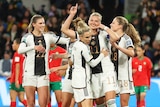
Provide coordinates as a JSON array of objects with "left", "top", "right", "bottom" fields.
[
  {"left": 49, "top": 33, "right": 70, "bottom": 45},
  {"left": 88, "top": 54, "right": 104, "bottom": 67},
  {"left": 82, "top": 46, "right": 104, "bottom": 67},
  {"left": 56, "top": 37, "right": 70, "bottom": 45},
  {"left": 18, "top": 36, "right": 34, "bottom": 54}
]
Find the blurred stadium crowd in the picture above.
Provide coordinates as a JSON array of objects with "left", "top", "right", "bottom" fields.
[{"left": 0, "top": 0, "right": 160, "bottom": 77}]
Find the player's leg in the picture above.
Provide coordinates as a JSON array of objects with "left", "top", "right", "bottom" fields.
[
  {"left": 120, "top": 93, "right": 130, "bottom": 107},
  {"left": 139, "top": 86, "right": 148, "bottom": 107},
  {"left": 24, "top": 86, "right": 36, "bottom": 107},
  {"left": 135, "top": 86, "right": 140, "bottom": 107},
  {"left": 37, "top": 75, "right": 50, "bottom": 107},
  {"left": 62, "top": 78, "right": 74, "bottom": 107},
  {"left": 94, "top": 97, "right": 105, "bottom": 107},
  {"left": 119, "top": 80, "right": 135, "bottom": 107},
  {"left": 62, "top": 92, "right": 73, "bottom": 107},
  {"left": 103, "top": 72, "right": 117, "bottom": 107},
  {"left": 54, "top": 90, "right": 62, "bottom": 107},
  {"left": 18, "top": 91, "right": 27, "bottom": 107},
  {"left": 81, "top": 99, "right": 93, "bottom": 107},
  {"left": 91, "top": 74, "right": 105, "bottom": 106},
  {"left": 47, "top": 89, "right": 51, "bottom": 107},
  {"left": 10, "top": 84, "right": 18, "bottom": 107}
]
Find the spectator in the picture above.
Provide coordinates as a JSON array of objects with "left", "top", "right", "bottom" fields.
[
  {"left": 46, "top": 16, "right": 61, "bottom": 35},
  {"left": 154, "top": 59, "right": 160, "bottom": 77},
  {"left": 32, "top": 4, "right": 48, "bottom": 18},
  {"left": 151, "top": 40, "right": 160, "bottom": 66},
  {"left": 0, "top": 22, "right": 6, "bottom": 59},
  {"left": 8, "top": 23, "right": 22, "bottom": 42},
  {"left": 0, "top": 50, "right": 12, "bottom": 77},
  {"left": 144, "top": 42, "right": 154, "bottom": 61},
  {"left": 154, "top": 15, "right": 160, "bottom": 41}
]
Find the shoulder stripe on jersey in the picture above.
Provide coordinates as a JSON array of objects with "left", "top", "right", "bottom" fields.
[{"left": 55, "top": 36, "right": 60, "bottom": 44}]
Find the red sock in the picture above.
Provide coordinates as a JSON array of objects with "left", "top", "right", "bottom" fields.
[
  {"left": 22, "top": 100, "right": 27, "bottom": 107},
  {"left": 137, "top": 101, "right": 140, "bottom": 107},
  {"left": 58, "top": 102, "right": 62, "bottom": 107},
  {"left": 48, "top": 102, "right": 51, "bottom": 107},
  {"left": 10, "top": 102, "right": 16, "bottom": 107},
  {"left": 139, "top": 100, "right": 145, "bottom": 107},
  {"left": 93, "top": 101, "right": 96, "bottom": 106}
]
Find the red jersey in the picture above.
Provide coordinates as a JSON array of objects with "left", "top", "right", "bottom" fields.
[
  {"left": 10, "top": 52, "right": 25, "bottom": 84},
  {"left": 49, "top": 46, "right": 66, "bottom": 82},
  {"left": 132, "top": 56, "right": 152, "bottom": 87}
]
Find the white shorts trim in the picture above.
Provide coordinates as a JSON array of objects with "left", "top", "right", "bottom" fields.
[
  {"left": 62, "top": 78, "right": 73, "bottom": 94},
  {"left": 23, "top": 75, "right": 49, "bottom": 88},
  {"left": 101, "top": 73, "right": 117, "bottom": 93},
  {"left": 117, "top": 80, "right": 135, "bottom": 95},
  {"left": 73, "top": 83, "right": 93, "bottom": 103},
  {"left": 91, "top": 74, "right": 104, "bottom": 99}
]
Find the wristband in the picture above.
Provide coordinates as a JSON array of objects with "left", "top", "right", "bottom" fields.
[{"left": 104, "top": 26, "right": 109, "bottom": 30}]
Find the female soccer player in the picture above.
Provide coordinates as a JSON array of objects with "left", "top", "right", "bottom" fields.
[
  {"left": 18, "top": 14, "right": 69, "bottom": 107},
  {"left": 48, "top": 44, "right": 66, "bottom": 107},
  {"left": 109, "top": 16, "right": 141, "bottom": 107},
  {"left": 132, "top": 44, "right": 152, "bottom": 107},
  {"left": 9, "top": 38, "right": 27, "bottom": 107},
  {"left": 69, "top": 18, "right": 108, "bottom": 107}
]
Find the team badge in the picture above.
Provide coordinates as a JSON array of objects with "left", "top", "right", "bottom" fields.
[
  {"left": 90, "top": 36, "right": 96, "bottom": 46},
  {"left": 126, "top": 40, "right": 132, "bottom": 46},
  {"left": 90, "top": 40, "right": 96, "bottom": 46},
  {"left": 112, "top": 47, "right": 116, "bottom": 51}
]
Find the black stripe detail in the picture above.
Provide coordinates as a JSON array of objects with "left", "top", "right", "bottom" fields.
[
  {"left": 81, "top": 51, "right": 85, "bottom": 68},
  {"left": 75, "top": 31, "right": 78, "bottom": 39},
  {"left": 55, "top": 36, "right": 60, "bottom": 44},
  {"left": 89, "top": 58, "right": 94, "bottom": 62}
]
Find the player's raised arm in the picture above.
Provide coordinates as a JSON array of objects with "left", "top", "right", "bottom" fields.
[{"left": 61, "top": 4, "right": 78, "bottom": 39}]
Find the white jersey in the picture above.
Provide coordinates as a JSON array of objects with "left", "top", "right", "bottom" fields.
[
  {"left": 18, "top": 32, "right": 70, "bottom": 76},
  {"left": 71, "top": 40, "right": 104, "bottom": 88},
  {"left": 64, "top": 32, "right": 79, "bottom": 80},
  {"left": 110, "top": 34, "right": 134, "bottom": 81},
  {"left": 64, "top": 41, "right": 75, "bottom": 80},
  {"left": 89, "top": 30, "right": 118, "bottom": 98},
  {"left": 89, "top": 30, "right": 115, "bottom": 75}
]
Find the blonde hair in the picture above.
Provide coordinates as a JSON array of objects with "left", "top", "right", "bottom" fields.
[
  {"left": 27, "top": 14, "right": 44, "bottom": 32},
  {"left": 77, "top": 20, "right": 90, "bottom": 36},
  {"left": 115, "top": 16, "right": 141, "bottom": 46},
  {"left": 72, "top": 17, "right": 83, "bottom": 30},
  {"left": 89, "top": 12, "right": 102, "bottom": 22}
]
